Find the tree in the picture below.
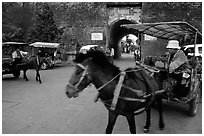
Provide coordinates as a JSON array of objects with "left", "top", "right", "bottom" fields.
[
  {"left": 2, "top": 2, "right": 34, "bottom": 42},
  {"left": 30, "top": 3, "right": 60, "bottom": 42}
]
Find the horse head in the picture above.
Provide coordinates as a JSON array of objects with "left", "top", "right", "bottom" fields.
[
  {"left": 66, "top": 50, "right": 119, "bottom": 98},
  {"left": 66, "top": 54, "right": 92, "bottom": 98}
]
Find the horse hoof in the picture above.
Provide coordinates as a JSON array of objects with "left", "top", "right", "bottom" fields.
[
  {"left": 159, "top": 124, "right": 165, "bottom": 130},
  {"left": 159, "top": 127, "right": 164, "bottom": 130},
  {"left": 143, "top": 128, "right": 149, "bottom": 133}
]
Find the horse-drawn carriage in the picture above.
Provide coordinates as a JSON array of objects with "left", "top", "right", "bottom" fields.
[
  {"left": 29, "top": 42, "right": 61, "bottom": 70},
  {"left": 122, "top": 21, "right": 202, "bottom": 116},
  {"left": 2, "top": 42, "right": 29, "bottom": 78},
  {"left": 2, "top": 42, "right": 46, "bottom": 83},
  {"left": 65, "top": 21, "right": 201, "bottom": 134}
]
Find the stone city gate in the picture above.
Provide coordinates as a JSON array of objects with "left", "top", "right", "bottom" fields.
[{"left": 106, "top": 3, "right": 142, "bottom": 58}]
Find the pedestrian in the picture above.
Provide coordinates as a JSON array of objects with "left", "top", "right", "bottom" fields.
[
  {"left": 110, "top": 47, "right": 114, "bottom": 63},
  {"left": 134, "top": 46, "right": 140, "bottom": 61}
]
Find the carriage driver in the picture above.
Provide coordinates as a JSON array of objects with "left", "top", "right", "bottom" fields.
[
  {"left": 12, "top": 46, "right": 28, "bottom": 66},
  {"left": 165, "top": 40, "right": 191, "bottom": 93}
]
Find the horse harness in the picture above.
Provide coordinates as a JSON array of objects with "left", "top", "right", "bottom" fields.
[
  {"left": 67, "top": 63, "right": 91, "bottom": 93},
  {"left": 72, "top": 62, "right": 166, "bottom": 113}
]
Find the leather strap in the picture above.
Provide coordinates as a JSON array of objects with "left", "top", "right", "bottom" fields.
[{"left": 110, "top": 71, "right": 126, "bottom": 110}]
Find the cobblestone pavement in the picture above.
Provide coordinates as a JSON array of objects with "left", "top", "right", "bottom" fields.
[{"left": 2, "top": 54, "right": 202, "bottom": 134}]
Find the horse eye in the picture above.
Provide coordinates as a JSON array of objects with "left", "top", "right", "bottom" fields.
[{"left": 76, "top": 70, "right": 82, "bottom": 75}]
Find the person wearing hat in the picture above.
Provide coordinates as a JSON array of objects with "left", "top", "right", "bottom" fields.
[
  {"left": 165, "top": 40, "right": 191, "bottom": 97},
  {"left": 166, "top": 40, "right": 190, "bottom": 74}
]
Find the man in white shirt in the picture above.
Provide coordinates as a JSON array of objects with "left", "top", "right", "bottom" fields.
[{"left": 12, "top": 46, "right": 28, "bottom": 66}]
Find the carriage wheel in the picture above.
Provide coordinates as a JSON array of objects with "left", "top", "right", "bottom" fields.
[
  {"left": 189, "top": 93, "right": 199, "bottom": 116},
  {"left": 13, "top": 70, "right": 20, "bottom": 78}
]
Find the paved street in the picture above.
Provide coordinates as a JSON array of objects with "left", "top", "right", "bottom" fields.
[{"left": 2, "top": 54, "right": 202, "bottom": 134}]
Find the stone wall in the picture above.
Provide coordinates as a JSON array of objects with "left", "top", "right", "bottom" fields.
[
  {"left": 49, "top": 2, "right": 142, "bottom": 52},
  {"left": 50, "top": 2, "right": 107, "bottom": 50}
]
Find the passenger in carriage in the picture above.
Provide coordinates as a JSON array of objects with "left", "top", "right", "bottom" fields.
[
  {"left": 166, "top": 40, "right": 191, "bottom": 97},
  {"left": 12, "top": 46, "right": 28, "bottom": 66}
]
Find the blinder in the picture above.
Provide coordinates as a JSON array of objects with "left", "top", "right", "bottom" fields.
[{"left": 67, "top": 63, "right": 91, "bottom": 93}]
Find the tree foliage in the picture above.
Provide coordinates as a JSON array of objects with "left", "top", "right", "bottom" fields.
[
  {"left": 2, "top": 2, "right": 61, "bottom": 43},
  {"left": 2, "top": 3, "right": 34, "bottom": 42},
  {"left": 29, "top": 3, "right": 60, "bottom": 42}
]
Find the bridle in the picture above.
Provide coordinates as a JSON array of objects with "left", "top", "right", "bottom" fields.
[{"left": 67, "top": 63, "right": 91, "bottom": 92}]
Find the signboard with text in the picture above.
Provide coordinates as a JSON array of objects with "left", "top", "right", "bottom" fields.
[{"left": 91, "top": 33, "right": 103, "bottom": 40}]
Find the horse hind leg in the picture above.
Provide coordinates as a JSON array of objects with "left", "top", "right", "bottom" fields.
[
  {"left": 126, "top": 113, "right": 136, "bottom": 134},
  {"left": 23, "top": 69, "right": 29, "bottom": 81},
  {"left": 144, "top": 108, "right": 151, "bottom": 133},
  {"left": 106, "top": 111, "right": 118, "bottom": 134}
]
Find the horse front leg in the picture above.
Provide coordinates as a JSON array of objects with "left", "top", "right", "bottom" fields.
[
  {"left": 144, "top": 108, "right": 151, "bottom": 133},
  {"left": 106, "top": 111, "right": 118, "bottom": 134},
  {"left": 156, "top": 96, "right": 165, "bottom": 130},
  {"left": 126, "top": 113, "right": 136, "bottom": 134},
  {"left": 23, "top": 69, "right": 29, "bottom": 81}
]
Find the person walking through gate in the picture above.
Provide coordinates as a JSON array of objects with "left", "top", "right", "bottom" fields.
[
  {"left": 109, "top": 47, "right": 114, "bottom": 63},
  {"left": 134, "top": 46, "right": 140, "bottom": 61}
]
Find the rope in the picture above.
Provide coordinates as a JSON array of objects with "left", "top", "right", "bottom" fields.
[
  {"left": 96, "top": 73, "right": 120, "bottom": 91},
  {"left": 119, "top": 96, "right": 146, "bottom": 102},
  {"left": 94, "top": 64, "right": 167, "bottom": 115},
  {"left": 122, "top": 85, "right": 144, "bottom": 97},
  {"left": 96, "top": 68, "right": 142, "bottom": 92}
]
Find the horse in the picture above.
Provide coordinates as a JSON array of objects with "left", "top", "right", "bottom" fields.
[
  {"left": 65, "top": 50, "right": 166, "bottom": 134},
  {"left": 15, "top": 55, "right": 46, "bottom": 84}
]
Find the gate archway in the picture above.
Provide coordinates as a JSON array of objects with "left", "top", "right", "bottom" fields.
[{"left": 108, "top": 19, "right": 139, "bottom": 58}]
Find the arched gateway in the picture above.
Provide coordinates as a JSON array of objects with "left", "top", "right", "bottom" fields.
[{"left": 107, "top": 3, "right": 142, "bottom": 58}]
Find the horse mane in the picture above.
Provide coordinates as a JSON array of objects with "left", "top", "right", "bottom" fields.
[{"left": 74, "top": 50, "right": 120, "bottom": 73}]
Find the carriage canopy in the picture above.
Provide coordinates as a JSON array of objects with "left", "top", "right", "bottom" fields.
[
  {"left": 29, "top": 42, "right": 60, "bottom": 48},
  {"left": 3, "top": 42, "right": 28, "bottom": 46},
  {"left": 122, "top": 21, "right": 202, "bottom": 44}
]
